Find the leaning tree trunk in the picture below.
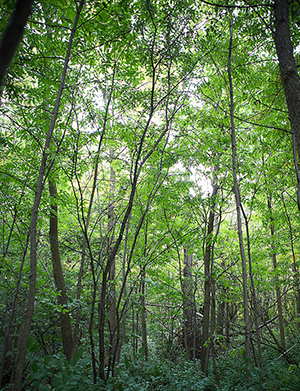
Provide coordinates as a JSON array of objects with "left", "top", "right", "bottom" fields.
[
  {"left": 13, "top": 4, "right": 84, "bottom": 389},
  {"left": 228, "top": 19, "right": 252, "bottom": 386},
  {"left": 49, "top": 179, "right": 74, "bottom": 360}
]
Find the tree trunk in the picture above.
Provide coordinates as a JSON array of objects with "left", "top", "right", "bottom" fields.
[
  {"left": 273, "top": 0, "right": 300, "bottom": 205},
  {"left": 13, "top": 4, "right": 84, "bottom": 389},
  {"left": 228, "top": 19, "right": 252, "bottom": 386},
  {"left": 0, "top": 235, "right": 29, "bottom": 388},
  {"left": 201, "top": 177, "right": 218, "bottom": 374},
  {"left": 267, "top": 196, "right": 286, "bottom": 350},
  {"left": 182, "top": 247, "right": 194, "bottom": 360},
  {"left": 281, "top": 192, "right": 300, "bottom": 315},
  {"left": 140, "top": 265, "right": 148, "bottom": 360},
  {"left": 107, "top": 147, "right": 117, "bottom": 371},
  {"left": 241, "top": 205, "right": 263, "bottom": 372},
  {"left": 115, "top": 213, "right": 131, "bottom": 363},
  {"left": 49, "top": 179, "right": 74, "bottom": 360},
  {"left": 0, "top": 0, "right": 34, "bottom": 87}
]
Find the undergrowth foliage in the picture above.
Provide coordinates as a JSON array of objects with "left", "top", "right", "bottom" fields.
[{"left": 17, "top": 344, "right": 300, "bottom": 391}]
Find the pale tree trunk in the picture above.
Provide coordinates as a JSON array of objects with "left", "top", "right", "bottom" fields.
[
  {"left": 182, "top": 247, "right": 194, "bottom": 360},
  {"left": 49, "top": 179, "right": 74, "bottom": 360},
  {"left": 201, "top": 177, "right": 219, "bottom": 374},
  {"left": 228, "top": 19, "right": 252, "bottom": 386},
  {"left": 13, "top": 3, "right": 84, "bottom": 389},
  {"left": 267, "top": 196, "right": 286, "bottom": 350}
]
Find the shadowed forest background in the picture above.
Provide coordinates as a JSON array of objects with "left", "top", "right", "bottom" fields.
[{"left": 1, "top": 0, "right": 300, "bottom": 390}]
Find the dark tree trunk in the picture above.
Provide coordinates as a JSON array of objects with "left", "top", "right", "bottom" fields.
[
  {"left": 0, "top": 0, "right": 34, "bottom": 86},
  {"left": 140, "top": 265, "right": 148, "bottom": 361},
  {"left": 274, "top": 0, "right": 300, "bottom": 206},
  {"left": 13, "top": 4, "right": 84, "bottom": 389},
  {"left": 201, "top": 178, "right": 218, "bottom": 374},
  {"left": 183, "top": 248, "right": 194, "bottom": 360},
  {"left": 267, "top": 196, "right": 286, "bottom": 350},
  {"left": 49, "top": 179, "right": 74, "bottom": 360}
]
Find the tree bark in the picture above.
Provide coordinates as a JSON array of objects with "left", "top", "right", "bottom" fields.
[
  {"left": 49, "top": 179, "right": 74, "bottom": 360},
  {"left": 273, "top": 0, "right": 300, "bottom": 207},
  {"left": 267, "top": 196, "right": 286, "bottom": 350},
  {"left": 140, "top": 265, "right": 148, "bottom": 361},
  {"left": 201, "top": 177, "right": 218, "bottom": 374},
  {"left": 0, "top": 0, "right": 34, "bottom": 87},
  {"left": 107, "top": 147, "right": 117, "bottom": 369},
  {"left": 13, "top": 3, "right": 84, "bottom": 389},
  {"left": 182, "top": 247, "right": 194, "bottom": 360},
  {"left": 241, "top": 205, "right": 263, "bottom": 372}
]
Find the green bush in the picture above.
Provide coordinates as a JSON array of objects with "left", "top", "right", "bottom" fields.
[
  {"left": 27, "top": 348, "right": 95, "bottom": 391},
  {"left": 107, "top": 357, "right": 218, "bottom": 391}
]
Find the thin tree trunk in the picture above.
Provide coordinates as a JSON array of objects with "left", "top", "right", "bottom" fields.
[
  {"left": 0, "top": 235, "right": 29, "bottom": 388},
  {"left": 107, "top": 147, "right": 117, "bottom": 367},
  {"left": 140, "top": 265, "right": 148, "bottom": 360},
  {"left": 115, "top": 213, "right": 131, "bottom": 363},
  {"left": 49, "top": 179, "right": 74, "bottom": 360},
  {"left": 267, "top": 196, "right": 286, "bottom": 350},
  {"left": 227, "top": 18, "right": 252, "bottom": 386},
  {"left": 241, "top": 205, "right": 263, "bottom": 372},
  {"left": 183, "top": 247, "right": 194, "bottom": 360},
  {"left": 13, "top": 3, "right": 84, "bottom": 389},
  {"left": 281, "top": 192, "right": 300, "bottom": 315},
  {"left": 201, "top": 177, "right": 218, "bottom": 374}
]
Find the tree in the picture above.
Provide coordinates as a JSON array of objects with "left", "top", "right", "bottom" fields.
[
  {"left": 273, "top": 0, "right": 300, "bottom": 209},
  {"left": 0, "top": 0, "right": 34, "bottom": 87},
  {"left": 2, "top": 1, "right": 300, "bottom": 390}
]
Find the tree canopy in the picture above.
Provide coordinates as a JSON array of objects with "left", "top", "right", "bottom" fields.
[{"left": 1, "top": 1, "right": 300, "bottom": 390}]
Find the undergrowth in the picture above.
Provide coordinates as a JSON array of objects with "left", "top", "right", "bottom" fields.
[{"left": 2, "top": 343, "right": 299, "bottom": 390}]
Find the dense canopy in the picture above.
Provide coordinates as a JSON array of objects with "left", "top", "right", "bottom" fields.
[{"left": 1, "top": 0, "right": 300, "bottom": 390}]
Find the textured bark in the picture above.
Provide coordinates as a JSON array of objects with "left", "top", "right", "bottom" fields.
[
  {"left": 49, "top": 179, "right": 74, "bottom": 360},
  {"left": 274, "top": 0, "right": 300, "bottom": 210},
  {"left": 274, "top": 0, "right": 300, "bottom": 158},
  {"left": 0, "top": 0, "right": 34, "bottom": 86}
]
